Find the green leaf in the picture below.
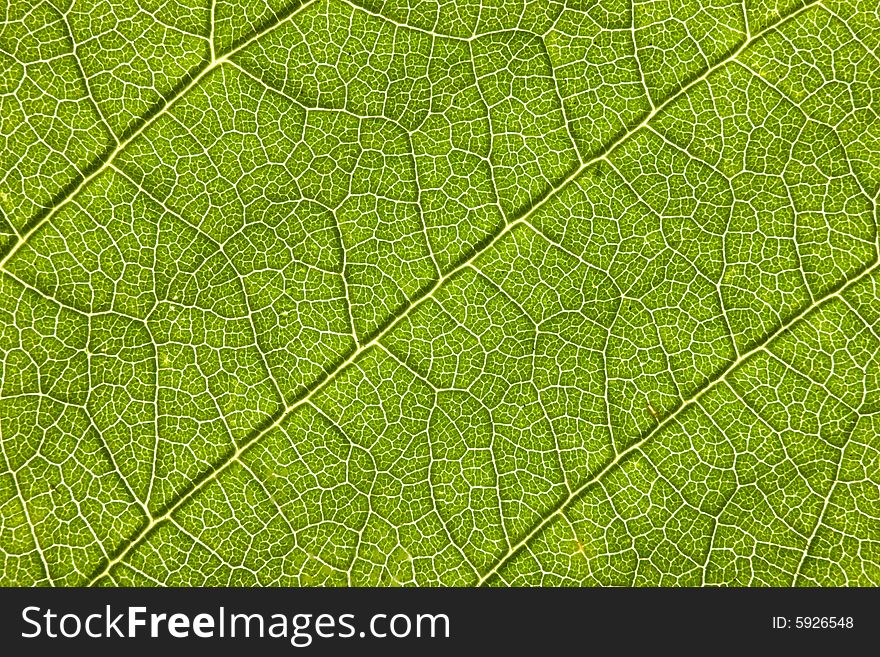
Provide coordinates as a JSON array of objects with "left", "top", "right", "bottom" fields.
[{"left": 1, "top": 0, "right": 877, "bottom": 586}]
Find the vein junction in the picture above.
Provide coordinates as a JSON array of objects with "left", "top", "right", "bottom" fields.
[{"left": 0, "top": 0, "right": 878, "bottom": 587}]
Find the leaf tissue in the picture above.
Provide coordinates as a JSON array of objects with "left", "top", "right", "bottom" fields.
[{"left": 0, "top": 0, "right": 878, "bottom": 586}]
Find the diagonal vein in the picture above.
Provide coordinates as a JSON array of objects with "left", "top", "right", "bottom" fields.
[
  {"left": 477, "top": 255, "right": 879, "bottom": 585},
  {"left": 81, "top": 0, "right": 824, "bottom": 585},
  {"left": 0, "top": 0, "right": 319, "bottom": 271}
]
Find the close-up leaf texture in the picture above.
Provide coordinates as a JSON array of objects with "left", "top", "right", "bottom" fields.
[{"left": 0, "top": 0, "right": 878, "bottom": 587}]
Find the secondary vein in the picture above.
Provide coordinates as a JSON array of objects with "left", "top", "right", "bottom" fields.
[
  {"left": 82, "top": 0, "right": 826, "bottom": 585},
  {"left": 0, "top": 0, "right": 320, "bottom": 271}
]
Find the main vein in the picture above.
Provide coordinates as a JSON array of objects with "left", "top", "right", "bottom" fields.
[{"left": 58, "top": 0, "right": 820, "bottom": 584}]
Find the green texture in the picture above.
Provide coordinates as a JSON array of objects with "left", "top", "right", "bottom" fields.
[{"left": 0, "top": 0, "right": 878, "bottom": 586}]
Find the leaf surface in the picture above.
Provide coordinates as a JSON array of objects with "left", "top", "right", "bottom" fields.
[{"left": 0, "top": 0, "right": 878, "bottom": 586}]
